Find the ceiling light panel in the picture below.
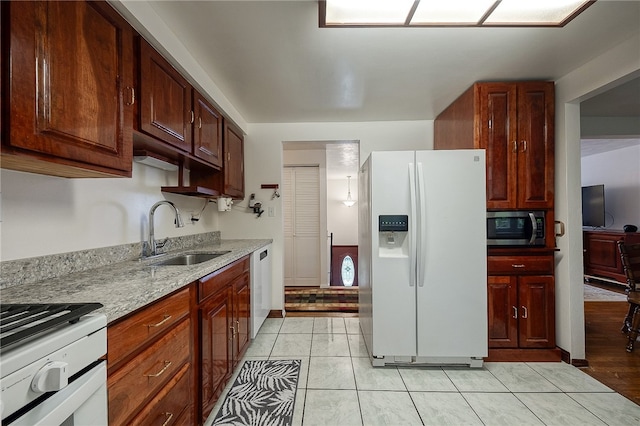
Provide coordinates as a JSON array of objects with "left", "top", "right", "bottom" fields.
[
  {"left": 325, "top": 0, "right": 415, "bottom": 24},
  {"left": 321, "top": 0, "right": 595, "bottom": 27},
  {"left": 412, "top": 0, "right": 497, "bottom": 25},
  {"left": 484, "top": 0, "right": 592, "bottom": 25}
]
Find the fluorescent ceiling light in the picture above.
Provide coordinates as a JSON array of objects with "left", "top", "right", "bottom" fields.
[
  {"left": 325, "top": 0, "right": 415, "bottom": 24},
  {"left": 321, "top": 0, "right": 594, "bottom": 27},
  {"left": 485, "top": 0, "right": 591, "bottom": 25},
  {"left": 412, "top": 0, "right": 497, "bottom": 25}
]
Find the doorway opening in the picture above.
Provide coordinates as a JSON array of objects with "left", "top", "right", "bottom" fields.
[
  {"left": 282, "top": 140, "right": 360, "bottom": 313},
  {"left": 579, "top": 75, "right": 640, "bottom": 404}
]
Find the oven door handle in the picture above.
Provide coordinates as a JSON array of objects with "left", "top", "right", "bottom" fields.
[{"left": 11, "top": 361, "right": 107, "bottom": 426}]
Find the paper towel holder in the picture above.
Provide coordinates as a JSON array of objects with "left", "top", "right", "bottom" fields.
[{"left": 218, "top": 197, "right": 233, "bottom": 212}]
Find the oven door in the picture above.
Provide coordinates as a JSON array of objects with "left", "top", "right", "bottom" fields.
[{"left": 9, "top": 361, "right": 107, "bottom": 426}]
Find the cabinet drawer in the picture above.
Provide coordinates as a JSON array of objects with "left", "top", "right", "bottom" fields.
[
  {"left": 108, "top": 287, "right": 190, "bottom": 368},
  {"left": 130, "top": 363, "right": 193, "bottom": 426},
  {"left": 199, "top": 256, "right": 250, "bottom": 302},
  {"left": 108, "top": 318, "right": 191, "bottom": 426},
  {"left": 488, "top": 256, "right": 554, "bottom": 274}
]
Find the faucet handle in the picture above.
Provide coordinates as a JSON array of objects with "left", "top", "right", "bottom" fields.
[
  {"left": 156, "top": 237, "right": 169, "bottom": 249},
  {"left": 155, "top": 237, "right": 170, "bottom": 250}
]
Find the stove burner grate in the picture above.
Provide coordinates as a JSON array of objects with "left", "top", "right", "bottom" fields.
[{"left": 0, "top": 303, "right": 103, "bottom": 353}]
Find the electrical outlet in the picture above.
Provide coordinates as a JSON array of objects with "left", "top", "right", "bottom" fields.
[{"left": 268, "top": 206, "right": 275, "bottom": 217}]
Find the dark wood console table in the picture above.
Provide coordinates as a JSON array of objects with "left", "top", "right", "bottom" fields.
[{"left": 583, "top": 230, "right": 640, "bottom": 283}]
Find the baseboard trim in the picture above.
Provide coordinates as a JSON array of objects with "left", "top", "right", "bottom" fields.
[
  {"left": 267, "top": 309, "right": 285, "bottom": 318},
  {"left": 571, "top": 358, "right": 589, "bottom": 368},
  {"left": 485, "top": 348, "right": 562, "bottom": 362}
]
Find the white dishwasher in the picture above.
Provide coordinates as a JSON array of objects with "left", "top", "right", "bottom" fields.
[{"left": 250, "top": 244, "right": 272, "bottom": 338}]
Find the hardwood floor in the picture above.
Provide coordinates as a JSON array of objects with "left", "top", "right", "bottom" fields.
[{"left": 583, "top": 301, "right": 640, "bottom": 405}]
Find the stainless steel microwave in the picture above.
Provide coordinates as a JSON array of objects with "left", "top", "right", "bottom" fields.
[{"left": 487, "top": 211, "right": 546, "bottom": 246}]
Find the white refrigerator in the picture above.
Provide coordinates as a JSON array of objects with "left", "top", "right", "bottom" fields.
[{"left": 358, "top": 150, "right": 487, "bottom": 367}]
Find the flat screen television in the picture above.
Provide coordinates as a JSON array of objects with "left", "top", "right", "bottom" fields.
[{"left": 582, "top": 184, "right": 605, "bottom": 227}]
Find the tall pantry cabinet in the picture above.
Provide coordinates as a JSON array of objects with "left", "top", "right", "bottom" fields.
[{"left": 435, "top": 81, "right": 560, "bottom": 361}]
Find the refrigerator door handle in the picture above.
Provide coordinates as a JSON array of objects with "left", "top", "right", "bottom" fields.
[
  {"left": 409, "top": 163, "right": 417, "bottom": 287},
  {"left": 417, "top": 162, "right": 427, "bottom": 287}
]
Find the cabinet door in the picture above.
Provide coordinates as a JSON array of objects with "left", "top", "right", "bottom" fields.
[
  {"left": 139, "top": 39, "right": 192, "bottom": 152},
  {"left": 200, "top": 288, "right": 232, "bottom": 422},
  {"left": 478, "top": 83, "right": 518, "bottom": 209},
  {"left": 193, "top": 92, "right": 223, "bottom": 168},
  {"left": 232, "top": 272, "right": 251, "bottom": 364},
  {"left": 223, "top": 122, "right": 245, "bottom": 199},
  {"left": 5, "top": 0, "right": 133, "bottom": 177},
  {"left": 487, "top": 275, "right": 518, "bottom": 348},
  {"left": 518, "top": 275, "right": 555, "bottom": 348},
  {"left": 516, "top": 82, "right": 554, "bottom": 209}
]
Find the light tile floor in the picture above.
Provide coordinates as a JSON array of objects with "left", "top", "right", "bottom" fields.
[{"left": 206, "top": 317, "right": 640, "bottom": 426}]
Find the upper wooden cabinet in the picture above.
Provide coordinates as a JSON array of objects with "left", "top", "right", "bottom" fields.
[
  {"left": 138, "top": 38, "right": 193, "bottom": 153},
  {"left": 136, "top": 38, "right": 223, "bottom": 170},
  {"left": 435, "top": 81, "right": 554, "bottom": 210},
  {"left": 1, "top": 0, "right": 134, "bottom": 178},
  {"left": 193, "top": 92, "right": 223, "bottom": 168},
  {"left": 189, "top": 120, "right": 245, "bottom": 199},
  {"left": 222, "top": 122, "right": 245, "bottom": 199}
]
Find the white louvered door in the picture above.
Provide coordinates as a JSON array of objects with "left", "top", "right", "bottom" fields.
[{"left": 283, "top": 166, "right": 320, "bottom": 286}]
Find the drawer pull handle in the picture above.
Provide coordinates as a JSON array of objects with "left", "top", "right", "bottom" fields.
[
  {"left": 230, "top": 324, "right": 236, "bottom": 336},
  {"left": 512, "top": 306, "right": 518, "bottom": 319},
  {"left": 521, "top": 306, "right": 528, "bottom": 319},
  {"left": 161, "top": 412, "right": 174, "bottom": 426},
  {"left": 145, "top": 361, "right": 172, "bottom": 378},
  {"left": 147, "top": 314, "right": 172, "bottom": 329},
  {"left": 512, "top": 264, "right": 525, "bottom": 268}
]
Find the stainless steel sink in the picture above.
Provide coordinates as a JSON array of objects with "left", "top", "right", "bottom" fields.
[{"left": 151, "top": 251, "right": 230, "bottom": 266}]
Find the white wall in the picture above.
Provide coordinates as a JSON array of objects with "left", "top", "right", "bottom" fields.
[
  {"left": 581, "top": 143, "right": 640, "bottom": 230},
  {"left": 219, "top": 120, "right": 433, "bottom": 311},
  {"left": 554, "top": 32, "right": 640, "bottom": 360},
  {"left": 0, "top": 164, "right": 219, "bottom": 261},
  {"left": 328, "top": 176, "right": 358, "bottom": 246}
]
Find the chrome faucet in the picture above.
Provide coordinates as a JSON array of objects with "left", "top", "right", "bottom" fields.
[{"left": 147, "top": 200, "right": 185, "bottom": 257}]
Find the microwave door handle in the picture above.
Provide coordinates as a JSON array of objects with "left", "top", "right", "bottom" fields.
[{"left": 528, "top": 212, "right": 537, "bottom": 245}]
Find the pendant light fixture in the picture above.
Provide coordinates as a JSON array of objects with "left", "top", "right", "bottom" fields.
[{"left": 343, "top": 175, "right": 356, "bottom": 207}]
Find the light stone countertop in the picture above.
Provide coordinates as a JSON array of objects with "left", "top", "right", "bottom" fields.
[{"left": 0, "top": 239, "right": 272, "bottom": 324}]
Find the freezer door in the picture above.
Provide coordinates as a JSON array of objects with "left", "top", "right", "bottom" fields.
[
  {"left": 415, "top": 150, "right": 488, "bottom": 358},
  {"left": 369, "top": 151, "right": 417, "bottom": 358}
]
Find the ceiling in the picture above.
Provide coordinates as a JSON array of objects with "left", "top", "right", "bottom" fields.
[
  {"left": 283, "top": 140, "right": 359, "bottom": 179},
  {"left": 143, "top": 0, "right": 640, "bottom": 124}
]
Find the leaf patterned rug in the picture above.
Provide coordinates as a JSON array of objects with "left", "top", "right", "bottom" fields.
[{"left": 212, "top": 359, "right": 301, "bottom": 426}]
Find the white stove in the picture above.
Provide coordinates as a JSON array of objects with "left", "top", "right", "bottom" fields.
[{"left": 0, "top": 304, "right": 108, "bottom": 425}]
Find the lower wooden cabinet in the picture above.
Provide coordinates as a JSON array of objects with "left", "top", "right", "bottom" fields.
[
  {"left": 107, "top": 287, "right": 194, "bottom": 425},
  {"left": 129, "top": 358, "right": 194, "bottom": 425},
  {"left": 107, "top": 257, "right": 253, "bottom": 425},
  {"left": 487, "top": 253, "right": 558, "bottom": 361},
  {"left": 488, "top": 274, "right": 555, "bottom": 348},
  {"left": 232, "top": 270, "right": 251, "bottom": 362},
  {"left": 199, "top": 286, "right": 233, "bottom": 419},
  {"left": 198, "top": 256, "right": 251, "bottom": 423}
]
